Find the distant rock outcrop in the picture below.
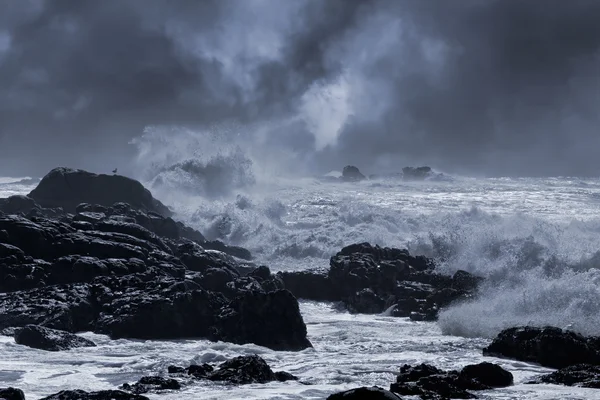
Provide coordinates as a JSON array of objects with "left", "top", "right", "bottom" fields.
[
  {"left": 28, "top": 167, "right": 172, "bottom": 216},
  {"left": 402, "top": 166, "right": 433, "bottom": 180},
  {"left": 342, "top": 165, "right": 366, "bottom": 182}
]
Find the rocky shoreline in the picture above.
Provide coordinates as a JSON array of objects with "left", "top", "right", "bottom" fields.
[{"left": 1, "top": 167, "right": 598, "bottom": 399}]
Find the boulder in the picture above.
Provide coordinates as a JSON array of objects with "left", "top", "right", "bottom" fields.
[
  {"left": 0, "top": 388, "right": 25, "bottom": 400},
  {"left": 483, "top": 326, "right": 600, "bottom": 368},
  {"left": 327, "top": 387, "right": 401, "bottom": 400},
  {"left": 14, "top": 324, "right": 96, "bottom": 351},
  {"left": 277, "top": 269, "right": 339, "bottom": 302},
  {"left": 459, "top": 362, "right": 514, "bottom": 388},
  {"left": 28, "top": 168, "right": 171, "bottom": 216},
  {"left": 528, "top": 364, "right": 600, "bottom": 388},
  {"left": 342, "top": 165, "right": 366, "bottom": 182},
  {"left": 39, "top": 390, "right": 149, "bottom": 400},
  {"left": 0, "top": 195, "right": 38, "bottom": 214}
]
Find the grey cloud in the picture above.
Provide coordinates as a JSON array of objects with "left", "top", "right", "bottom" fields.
[{"left": 1, "top": 0, "right": 600, "bottom": 177}]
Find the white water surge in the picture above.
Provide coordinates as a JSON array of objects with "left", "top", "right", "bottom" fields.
[{"left": 2, "top": 141, "right": 600, "bottom": 398}]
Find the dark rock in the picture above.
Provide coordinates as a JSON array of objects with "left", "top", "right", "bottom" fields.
[
  {"left": 452, "top": 270, "right": 484, "bottom": 292},
  {"left": 346, "top": 288, "right": 386, "bottom": 314},
  {"left": 327, "top": 386, "right": 401, "bottom": 400},
  {"left": 342, "top": 165, "right": 366, "bottom": 182},
  {"left": 275, "top": 371, "right": 299, "bottom": 382},
  {"left": 459, "top": 362, "right": 513, "bottom": 388},
  {"left": 14, "top": 324, "right": 96, "bottom": 351},
  {"left": 390, "top": 362, "right": 512, "bottom": 399},
  {"left": 217, "top": 289, "right": 312, "bottom": 351},
  {"left": 483, "top": 326, "right": 600, "bottom": 368},
  {"left": 0, "top": 387, "right": 25, "bottom": 400},
  {"left": 402, "top": 166, "right": 433, "bottom": 181},
  {"left": 209, "top": 355, "right": 275, "bottom": 384},
  {"left": 167, "top": 365, "right": 186, "bottom": 374},
  {"left": 0, "top": 284, "right": 96, "bottom": 332},
  {"left": 39, "top": 389, "right": 149, "bottom": 400},
  {"left": 208, "top": 355, "right": 297, "bottom": 385},
  {"left": 277, "top": 269, "right": 339, "bottom": 302},
  {"left": 187, "top": 363, "right": 214, "bottom": 378},
  {"left": 29, "top": 167, "right": 171, "bottom": 216},
  {"left": 121, "top": 376, "right": 181, "bottom": 394},
  {"left": 0, "top": 195, "right": 38, "bottom": 214},
  {"left": 396, "top": 363, "right": 444, "bottom": 383},
  {"left": 528, "top": 364, "right": 600, "bottom": 388}
]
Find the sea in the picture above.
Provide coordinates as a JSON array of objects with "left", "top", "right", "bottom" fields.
[{"left": 2, "top": 169, "right": 600, "bottom": 399}]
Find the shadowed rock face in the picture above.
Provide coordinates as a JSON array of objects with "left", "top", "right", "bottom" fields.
[
  {"left": 0, "top": 387, "right": 25, "bottom": 400},
  {"left": 28, "top": 167, "right": 172, "bottom": 216},
  {"left": 342, "top": 165, "right": 366, "bottom": 182},
  {"left": 528, "top": 364, "right": 600, "bottom": 388},
  {"left": 327, "top": 387, "right": 401, "bottom": 400},
  {"left": 0, "top": 174, "right": 311, "bottom": 351}
]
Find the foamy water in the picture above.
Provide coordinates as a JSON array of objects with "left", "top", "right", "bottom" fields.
[{"left": 2, "top": 173, "right": 600, "bottom": 399}]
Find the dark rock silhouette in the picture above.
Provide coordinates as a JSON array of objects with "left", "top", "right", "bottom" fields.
[
  {"left": 402, "top": 166, "right": 433, "bottom": 181},
  {"left": 342, "top": 165, "right": 366, "bottom": 182},
  {"left": 28, "top": 167, "right": 172, "bottom": 216}
]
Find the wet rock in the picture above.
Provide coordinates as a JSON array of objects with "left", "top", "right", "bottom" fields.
[
  {"left": 459, "top": 362, "right": 514, "bottom": 388},
  {"left": 342, "top": 165, "right": 366, "bottom": 182},
  {"left": 208, "top": 355, "right": 297, "bottom": 384},
  {"left": 346, "top": 288, "right": 386, "bottom": 314},
  {"left": 327, "top": 386, "right": 401, "bottom": 400},
  {"left": 274, "top": 371, "right": 299, "bottom": 382},
  {"left": 14, "top": 324, "right": 96, "bottom": 351},
  {"left": 39, "top": 389, "right": 149, "bottom": 400},
  {"left": 0, "top": 195, "right": 38, "bottom": 215},
  {"left": 390, "top": 362, "right": 512, "bottom": 399},
  {"left": 28, "top": 167, "right": 171, "bottom": 216},
  {"left": 120, "top": 376, "right": 181, "bottom": 394},
  {"left": 187, "top": 364, "right": 214, "bottom": 378},
  {"left": 483, "top": 326, "right": 600, "bottom": 368},
  {"left": 0, "top": 387, "right": 25, "bottom": 400},
  {"left": 217, "top": 289, "right": 312, "bottom": 351},
  {"left": 167, "top": 365, "right": 186, "bottom": 374},
  {"left": 528, "top": 364, "right": 600, "bottom": 388},
  {"left": 277, "top": 269, "right": 339, "bottom": 302}
]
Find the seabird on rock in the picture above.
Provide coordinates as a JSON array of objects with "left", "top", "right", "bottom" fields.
[{"left": 112, "top": 168, "right": 118, "bottom": 174}]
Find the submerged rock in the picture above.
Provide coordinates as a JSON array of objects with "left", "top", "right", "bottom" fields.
[
  {"left": 327, "top": 386, "right": 401, "bottom": 399},
  {"left": 14, "top": 324, "right": 96, "bottom": 351},
  {"left": 483, "top": 326, "right": 600, "bottom": 368}
]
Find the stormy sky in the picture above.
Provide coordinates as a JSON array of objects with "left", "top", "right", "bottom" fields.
[{"left": 1, "top": 0, "right": 600, "bottom": 177}]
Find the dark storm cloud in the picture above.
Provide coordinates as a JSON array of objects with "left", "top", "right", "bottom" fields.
[{"left": 1, "top": 0, "right": 600, "bottom": 176}]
